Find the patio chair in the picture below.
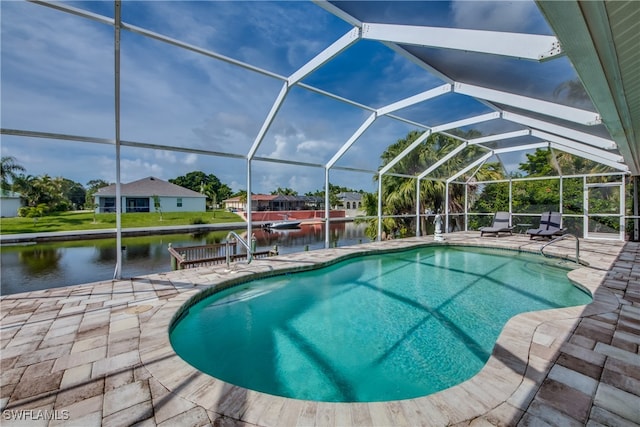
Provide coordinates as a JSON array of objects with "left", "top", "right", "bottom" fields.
[
  {"left": 479, "top": 211, "right": 515, "bottom": 237},
  {"left": 526, "top": 211, "right": 567, "bottom": 239}
]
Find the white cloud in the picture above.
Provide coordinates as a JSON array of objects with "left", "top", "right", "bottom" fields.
[
  {"left": 183, "top": 153, "right": 198, "bottom": 165},
  {"left": 450, "top": 1, "right": 548, "bottom": 34}
]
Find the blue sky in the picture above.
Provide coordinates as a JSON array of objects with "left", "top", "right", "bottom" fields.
[{"left": 1, "top": 0, "right": 584, "bottom": 194}]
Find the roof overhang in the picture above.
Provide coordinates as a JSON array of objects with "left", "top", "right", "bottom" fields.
[{"left": 537, "top": 0, "right": 640, "bottom": 175}]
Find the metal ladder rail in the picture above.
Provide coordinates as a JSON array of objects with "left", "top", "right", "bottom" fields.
[
  {"left": 540, "top": 233, "right": 580, "bottom": 265},
  {"left": 225, "top": 231, "right": 253, "bottom": 268}
]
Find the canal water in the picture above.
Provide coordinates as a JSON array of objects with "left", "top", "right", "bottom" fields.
[{"left": 1, "top": 222, "right": 370, "bottom": 295}]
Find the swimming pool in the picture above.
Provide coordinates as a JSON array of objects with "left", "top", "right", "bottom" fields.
[{"left": 169, "top": 245, "right": 591, "bottom": 402}]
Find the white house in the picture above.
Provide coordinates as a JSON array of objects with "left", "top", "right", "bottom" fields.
[
  {"left": 0, "top": 191, "right": 23, "bottom": 217},
  {"left": 335, "top": 192, "right": 364, "bottom": 212},
  {"left": 94, "top": 177, "right": 206, "bottom": 213}
]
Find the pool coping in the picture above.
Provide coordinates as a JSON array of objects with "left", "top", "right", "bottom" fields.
[{"left": 138, "top": 235, "right": 622, "bottom": 425}]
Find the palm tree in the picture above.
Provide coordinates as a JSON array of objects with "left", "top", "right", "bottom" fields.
[
  {"left": 364, "top": 130, "right": 506, "bottom": 239},
  {"left": 0, "top": 156, "right": 25, "bottom": 192}
]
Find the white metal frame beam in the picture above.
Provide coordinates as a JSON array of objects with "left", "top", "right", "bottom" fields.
[
  {"left": 376, "top": 84, "right": 451, "bottom": 116},
  {"left": 493, "top": 142, "right": 549, "bottom": 155},
  {"left": 418, "top": 142, "right": 469, "bottom": 179},
  {"left": 502, "top": 111, "right": 616, "bottom": 149},
  {"left": 361, "top": 22, "right": 562, "bottom": 61},
  {"left": 379, "top": 112, "right": 499, "bottom": 176},
  {"left": 467, "top": 129, "right": 531, "bottom": 145},
  {"left": 288, "top": 27, "right": 360, "bottom": 86},
  {"left": 447, "top": 152, "right": 493, "bottom": 183},
  {"left": 548, "top": 142, "right": 629, "bottom": 172},
  {"left": 531, "top": 130, "right": 624, "bottom": 163},
  {"left": 455, "top": 83, "right": 601, "bottom": 125},
  {"left": 326, "top": 113, "right": 377, "bottom": 169},
  {"left": 379, "top": 130, "right": 431, "bottom": 174},
  {"left": 430, "top": 112, "right": 500, "bottom": 133}
]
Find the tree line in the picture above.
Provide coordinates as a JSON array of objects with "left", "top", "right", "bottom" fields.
[{"left": 0, "top": 157, "right": 362, "bottom": 217}]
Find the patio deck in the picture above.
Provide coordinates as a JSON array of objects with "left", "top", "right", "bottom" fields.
[{"left": 1, "top": 233, "right": 638, "bottom": 426}]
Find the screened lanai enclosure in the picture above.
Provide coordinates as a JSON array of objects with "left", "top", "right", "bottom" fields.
[{"left": 2, "top": 1, "right": 639, "bottom": 277}]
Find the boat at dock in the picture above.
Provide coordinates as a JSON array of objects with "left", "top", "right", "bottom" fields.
[{"left": 264, "top": 214, "right": 301, "bottom": 230}]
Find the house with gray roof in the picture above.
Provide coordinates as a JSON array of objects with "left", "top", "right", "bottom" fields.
[
  {"left": 94, "top": 177, "right": 206, "bottom": 213},
  {"left": 335, "top": 192, "right": 364, "bottom": 215}
]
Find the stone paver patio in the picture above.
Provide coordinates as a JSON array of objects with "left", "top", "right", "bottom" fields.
[{"left": 1, "top": 233, "right": 639, "bottom": 426}]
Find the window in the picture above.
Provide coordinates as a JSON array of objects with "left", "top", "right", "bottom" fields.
[
  {"left": 177, "top": 198, "right": 182, "bottom": 207},
  {"left": 102, "top": 197, "right": 115, "bottom": 213},
  {"left": 126, "top": 198, "right": 150, "bottom": 213}
]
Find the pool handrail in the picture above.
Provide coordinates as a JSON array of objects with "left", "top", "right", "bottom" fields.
[
  {"left": 225, "top": 231, "right": 253, "bottom": 268},
  {"left": 540, "top": 233, "right": 580, "bottom": 265}
]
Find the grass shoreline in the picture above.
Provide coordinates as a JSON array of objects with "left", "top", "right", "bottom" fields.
[{"left": 0, "top": 210, "right": 244, "bottom": 235}]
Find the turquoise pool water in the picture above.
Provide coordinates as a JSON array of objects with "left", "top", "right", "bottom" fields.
[{"left": 170, "top": 246, "right": 591, "bottom": 402}]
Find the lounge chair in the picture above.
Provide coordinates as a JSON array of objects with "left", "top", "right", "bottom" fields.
[
  {"left": 526, "top": 211, "right": 567, "bottom": 239},
  {"left": 480, "top": 211, "right": 515, "bottom": 237}
]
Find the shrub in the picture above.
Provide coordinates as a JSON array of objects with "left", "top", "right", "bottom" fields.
[{"left": 190, "top": 217, "right": 208, "bottom": 225}]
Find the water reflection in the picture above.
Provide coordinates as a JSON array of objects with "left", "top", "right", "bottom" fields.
[
  {"left": 1, "top": 222, "right": 368, "bottom": 295},
  {"left": 18, "top": 247, "right": 63, "bottom": 274}
]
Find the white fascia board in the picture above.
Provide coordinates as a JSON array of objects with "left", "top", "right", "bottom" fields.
[
  {"left": 493, "top": 142, "right": 549, "bottom": 155},
  {"left": 326, "top": 112, "right": 377, "bottom": 168},
  {"left": 447, "top": 152, "right": 493, "bottom": 183},
  {"left": 502, "top": 111, "right": 616, "bottom": 149},
  {"left": 549, "top": 142, "right": 628, "bottom": 172},
  {"left": 248, "top": 82, "right": 289, "bottom": 160},
  {"left": 418, "top": 142, "right": 469, "bottom": 179},
  {"left": 361, "top": 23, "right": 562, "bottom": 61},
  {"left": 531, "top": 130, "right": 624, "bottom": 163},
  {"left": 379, "top": 130, "right": 431, "bottom": 175},
  {"left": 288, "top": 27, "right": 360, "bottom": 86},
  {"left": 376, "top": 84, "right": 451, "bottom": 116},
  {"left": 455, "top": 83, "right": 601, "bottom": 126},
  {"left": 468, "top": 129, "right": 531, "bottom": 145},
  {"left": 430, "top": 112, "right": 500, "bottom": 133}
]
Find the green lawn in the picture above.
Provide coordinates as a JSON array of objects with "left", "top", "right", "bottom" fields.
[{"left": 0, "top": 210, "right": 244, "bottom": 234}]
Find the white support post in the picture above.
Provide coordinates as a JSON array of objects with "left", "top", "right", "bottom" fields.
[
  {"left": 377, "top": 175, "right": 383, "bottom": 241},
  {"left": 445, "top": 183, "right": 450, "bottom": 233},
  {"left": 114, "top": 0, "right": 122, "bottom": 280},
  {"left": 559, "top": 176, "right": 564, "bottom": 215},
  {"left": 620, "top": 178, "right": 626, "bottom": 241},
  {"left": 509, "top": 179, "right": 513, "bottom": 216},
  {"left": 324, "top": 167, "right": 330, "bottom": 249},
  {"left": 464, "top": 183, "right": 468, "bottom": 231},
  {"left": 246, "top": 159, "right": 252, "bottom": 241},
  {"left": 416, "top": 178, "right": 421, "bottom": 237},
  {"left": 583, "top": 176, "right": 588, "bottom": 238}
]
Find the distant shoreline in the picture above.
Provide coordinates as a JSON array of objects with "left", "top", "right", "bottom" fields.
[{"left": 0, "top": 217, "right": 355, "bottom": 245}]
